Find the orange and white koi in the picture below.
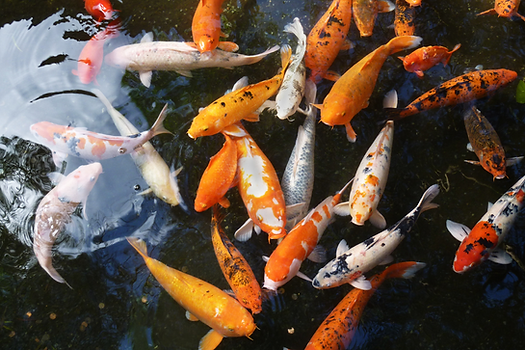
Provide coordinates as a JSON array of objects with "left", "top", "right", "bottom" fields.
[
  {"left": 305, "top": 0, "right": 353, "bottom": 83},
  {"left": 353, "top": 0, "right": 395, "bottom": 37},
  {"left": 33, "top": 162, "right": 102, "bottom": 286},
  {"left": 263, "top": 179, "right": 352, "bottom": 291},
  {"left": 93, "top": 89, "right": 185, "bottom": 208},
  {"left": 478, "top": 0, "right": 525, "bottom": 21},
  {"left": 394, "top": 0, "right": 417, "bottom": 36},
  {"left": 211, "top": 206, "right": 263, "bottom": 314},
  {"left": 223, "top": 123, "right": 287, "bottom": 242},
  {"left": 446, "top": 174, "right": 525, "bottom": 273},
  {"left": 30, "top": 107, "right": 171, "bottom": 163},
  {"left": 84, "top": 0, "right": 117, "bottom": 22},
  {"left": 314, "top": 35, "right": 422, "bottom": 142},
  {"left": 105, "top": 32, "right": 278, "bottom": 87},
  {"left": 194, "top": 133, "right": 237, "bottom": 212},
  {"left": 463, "top": 106, "right": 522, "bottom": 180},
  {"left": 398, "top": 44, "right": 461, "bottom": 78},
  {"left": 305, "top": 261, "right": 426, "bottom": 350},
  {"left": 192, "top": 0, "right": 237, "bottom": 52},
  {"left": 313, "top": 184, "right": 439, "bottom": 290},
  {"left": 127, "top": 238, "right": 256, "bottom": 350},
  {"left": 187, "top": 45, "right": 292, "bottom": 139},
  {"left": 385, "top": 69, "right": 518, "bottom": 119}
]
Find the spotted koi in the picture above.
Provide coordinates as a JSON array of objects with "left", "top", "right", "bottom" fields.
[
  {"left": 394, "top": 0, "right": 417, "bottom": 36},
  {"left": 478, "top": 0, "right": 525, "bottom": 21},
  {"left": 398, "top": 44, "right": 461, "bottom": 78}
]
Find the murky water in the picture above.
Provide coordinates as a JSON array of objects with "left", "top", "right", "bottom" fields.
[{"left": 1, "top": 0, "right": 525, "bottom": 349}]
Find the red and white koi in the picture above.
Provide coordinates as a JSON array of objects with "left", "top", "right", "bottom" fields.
[
  {"left": 263, "top": 179, "right": 352, "bottom": 291},
  {"left": 93, "top": 89, "right": 185, "bottom": 208},
  {"left": 313, "top": 184, "right": 439, "bottom": 290},
  {"left": 33, "top": 162, "right": 103, "bottom": 286},
  {"left": 446, "top": 174, "right": 525, "bottom": 273},
  {"left": 105, "top": 32, "right": 279, "bottom": 87},
  {"left": 30, "top": 106, "right": 171, "bottom": 163}
]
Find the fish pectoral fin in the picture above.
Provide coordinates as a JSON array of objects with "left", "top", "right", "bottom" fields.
[
  {"left": 217, "top": 41, "right": 239, "bottom": 52},
  {"left": 198, "top": 329, "right": 224, "bottom": 350},
  {"left": 446, "top": 220, "right": 470, "bottom": 242},
  {"left": 139, "top": 70, "right": 153, "bottom": 88},
  {"left": 307, "top": 245, "right": 327, "bottom": 263},
  {"left": 185, "top": 311, "right": 200, "bottom": 322},
  {"left": 336, "top": 239, "right": 350, "bottom": 257},
  {"left": 369, "top": 210, "right": 387, "bottom": 230},
  {"left": 340, "top": 39, "right": 355, "bottom": 51},
  {"left": 488, "top": 249, "right": 513, "bottom": 265},
  {"left": 175, "top": 68, "right": 193, "bottom": 78},
  {"left": 286, "top": 202, "right": 307, "bottom": 218},
  {"left": 378, "top": 255, "right": 394, "bottom": 265},
  {"left": 333, "top": 202, "right": 351, "bottom": 216},
  {"left": 506, "top": 156, "right": 524, "bottom": 166},
  {"left": 243, "top": 113, "right": 260, "bottom": 123},
  {"left": 138, "top": 188, "right": 153, "bottom": 196},
  {"left": 464, "top": 160, "right": 480, "bottom": 166},
  {"left": 235, "top": 218, "right": 254, "bottom": 241},
  {"left": 349, "top": 275, "right": 372, "bottom": 290},
  {"left": 257, "top": 100, "right": 276, "bottom": 113},
  {"left": 344, "top": 123, "right": 357, "bottom": 143},
  {"left": 296, "top": 270, "right": 312, "bottom": 282},
  {"left": 323, "top": 70, "right": 340, "bottom": 82},
  {"left": 218, "top": 196, "right": 231, "bottom": 208},
  {"left": 477, "top": 9, "right": 496, "bottom": 16}
]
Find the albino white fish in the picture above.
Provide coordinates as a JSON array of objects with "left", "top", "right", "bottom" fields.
[
  {"left": 313, "top": 184, "right": 439, "bottom": 290},
  {"left": 33, "top": 162, "right": 103, "bottom": 286},
  {"left": 333, "top": 90, "right": 397, "bottom": 229},
  {"left": 275, "top": 17, "right": 307, "bottom": 120},
  {"left": 105, "top": 32, "right": 279, "bottom": 87},
  {"left": 281, "top": 80, "right": 317, "bottom": 230},
  {"left": 92, "top": 90, "right": 186, "bottom": 209}
]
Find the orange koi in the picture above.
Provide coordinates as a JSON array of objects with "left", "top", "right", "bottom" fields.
[
  {"left": 305, "top": 261, "right": 426, "bottom": 350},
  {"left": 398, "top": 44, "right": 461, "bottom": 78},
  {"left": 211, "top": 206, "right": 263, "bottom": 314},
  {"left": 394, "top": 0, "right": 417, "bottom": 36},
  {"left": 223, "top": 123, "right": 287, "bottom": 242},
  {"left": 187, "top": 45, "right": 292, "bottom": 139},
  {"left": 84, "top": 0, "right": 117, "bottom": 21},
  {"left": 191, "top": 0, "right": 238, "bottom": 52},
  {"left": 353, "top": 0, "right": 395, "bottom": 37},
  {"left": 385, "top": 69, "right": 518, "bottom": 119},
  {"left": 314, "top": 35, "right": 422, "bottom": 142},
  {"left": 305, "top": 0, "right": 353, "bottom": 83},
  {"left": 405, "top": 0, "right": 421, "bottom": 5},
  {"left": 478, "top": 0, "right": 525, "bottom": 21},
  {"left": 194, "top": 133, "right": 238, "bottom": 212},
  {"left": 127, "top": 238, "right": 256, "bottom": 350}
]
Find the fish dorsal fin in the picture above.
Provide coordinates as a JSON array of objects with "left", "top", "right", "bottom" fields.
[
  {"left": 307, "top": 245, "right": 327, "bottom": 263},
  {"left": 488, "top": 249, "right": 513, "bottom": 265},
  {"left": 446, "top": 220, "right": 470, "bottom": 242},
  {"left": 234, "top": 218, "right": 254, "bottom": 241},
  {"left": 349, "top": 275, "right": 372, "bottom": 290},
  {"left": 369, "top": 210, "right": 387, "bottom": 229},
  {"left": 139, "top": 70, "right": 153, "bottom": 88},
  {"left": 185, "top": 311, "right": 199, "bottom": 322},
  {"left": 231, "top": 76, "right": 249, "bottom": 92},
  {"left": 141, "top": 32, "right": 153, "bottom": 43},
  {"left": 333, "top": 202, "right": 351, "bottom": 216},
  {"left": 198, "top": 329, "right": 224, "bottom": 350},
  {"left": 336, "top": 239, "right": 350, "bottom": 257},
  {"left": 487, "top": 202, "right": 493, "bottom": 210}
]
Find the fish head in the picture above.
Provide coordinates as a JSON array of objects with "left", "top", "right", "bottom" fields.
[
  {"left": 480, "top": 152, "right": 507, "bottom": 180},
  {"left": 197, "top": 36, "right": 215, "bottom": 53},
  {"left": 30, "top": 121, "right": 64, "bottom": 145},
  {"left": 86, "top": 0, "right": 115, "bottom": 21},
  {"left": 452, "top": 221, "right": 498, "bottom": 273},
  {"left": 56, "top": 163, "right": 103, "bottom": 203},
  {"left": 319, "top": 95, "right": 353, "bottom": 126},
  {"left": 399, "top": 54, "right": 419, "bottom": 72}
]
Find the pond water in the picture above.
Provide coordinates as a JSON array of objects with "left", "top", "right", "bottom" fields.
[{"left": 1, "top": 0, "right": 525, "bottom": 349}]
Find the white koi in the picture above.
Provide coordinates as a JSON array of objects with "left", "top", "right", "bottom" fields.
[
  {"left": 33, "top": 162, "right": 103, "bottom": 286},
  {"left": 313, "top": 184, "right": 439, "bottom": 290}
]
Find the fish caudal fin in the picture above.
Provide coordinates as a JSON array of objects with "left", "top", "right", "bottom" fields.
[
  {"left": 386, "top": 35, "right": 423, "bottom": 55},
  {"left": 150, "top": 104, "right": 173, "bottom": 137},
  {"left": 126, "top": 237, "right": 149, "bottom": 260},
  {"left": 283, "top": 17, "right": 306, "bottom": 48},
  {"left": 417, "top": 184, "right": 440, "bottom": 213},
  {"left": 443, "top": 44, "right": 461, "bottom": 66},
  {"left": 383, "top": 261, "right": 427, "bottom": 279},
  {"left": 198, "top": 329, "right": 224, "bottom": 350}
]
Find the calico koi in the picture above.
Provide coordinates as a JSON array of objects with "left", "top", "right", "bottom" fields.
[
  {"left": 398, "top": 44, "right": 461, "bottom": 78},
  {"left": 305, "top": 0, "right": 353, "bottom": 83},
  {"left": 187, "top": 45, "right": 292, "bottom": 139},
  {"left": 192, "top": 0, "right": 237, "bottom": 52},
  {"left": 263, "top": 179, "right": 353, "bottom": 291},
  {"left": 33, "top": 162, "right": 102, "bottom": 286},
  {"left": 84, "top": 0, "right": 117, "bottom": 22},
  {"left": 313, "top": 184, "right": 439, "bottom": 290},
  {"left": 127, "top": 238, "right": 256, "bottom": 350},
  {"left": 314, "top": 35, "right": 422, "bottom": 142},
  {"left": 446, "top": 174, "right": 525, "bottom": 273},
  {"left": 394, "top": 0, "right": 417, "bottom": 36},
  {"left": 353, "top": 0, "right": 395, "bottom": 37},
  {"left": 385, "top": 69, "right": 518, "bottom": 119},
  {"left": 305, "top": 261, "right": 426, "bottom": 350},
  {"left": 478, "top": 0, "right": 525, "bottom": 21},
  {"left": 211, "top": 206, "right": 263, "bottom": 314}
]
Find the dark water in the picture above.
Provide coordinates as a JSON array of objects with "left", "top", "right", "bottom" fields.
[{"left": 1, "top": 0, "right": 525, "bottom": 349}]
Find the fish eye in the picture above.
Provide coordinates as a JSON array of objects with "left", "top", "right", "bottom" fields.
[
  {"left": 90, "top": 176, "right": 95, "bottom": 181},
  {"left": 118, "top": 147, "right": 127, "bottom": 154},
  {"left": 202, "top": 127, "right": 208, "bottom": 132}
]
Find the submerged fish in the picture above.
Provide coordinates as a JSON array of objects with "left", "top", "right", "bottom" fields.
[
  {"left": 313, "top": 184, "right": 439, "bottom": 290},
  {"left": 394, "top": 0, "right": 417, "bottom": 36},
  {"left": 84, "top": 0, "right": 117, "bottom": 21},
  {"left": 33, "top": 162, "right": 102, "bottom": 286},
  {"left": 478, "top": 0, "right": 525, "bottom": 21},
  {"left": 192, "top": 0, "right": 237, "bottom": 52},
  {"left": 446, "top": 174, "right": 525, "bottom": 273},
  {"left": 127, "top": 237, "right": 256, "bottom": 350},
  {"left": 353, "top": 0, "right": 395, "bottom": 37},
  {"left": 398, "top": 44, "right": 461, "bottom": 78}
]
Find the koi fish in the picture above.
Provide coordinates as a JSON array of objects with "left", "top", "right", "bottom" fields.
[
  {"left": 263, "top": 179, "right": 353, "bottom": 291},
  {"left": 211, "top": 206, "right": 263, "bottom": 314},
  {"left": 30, "top": 107, "right": 171, "bottom": 163},
  {"left": 334, "top": 93, "right": 395, "bottom": 229},
  {"left": 84, "top": 0, "right": 117, "bottom": 21},
  {"left": 187, "top": 45, "right": 292, "bottom": 139},
  {"left": 353, "top": 0, "right": 395, "bottom": 37},
  {"left": 92, "top": 89, "right": 185, "bottom": 208},
  {"left": 394, "top": 0, "right": 417, "bottom": 36},
  {"left": 305, "top": 0, "right": 353, "bottom": 83},
  {"left": 446, "top": 174, "right": 525, "bottom": 273},
  {"left": 223, "top": 123, "right": 287, "bottom": 242},
  {"left": 385, "top": 69, "right": 518, "bottom": 119},
  {"left": 194, "top": 133, "right": 237, "bottom": 212},
  {"left": 127, "top": 238, "right": 256, "bottom": 350},
  {"left": 105, "top": 32, "right": 278, "bottom": 87},
  {"left": 463, "top": 106, "right": 523, "bottom": 180},
  {"left": 398, "top": 44, "right": 461, "bottom": 78},
  {"left": 33, "top": 162, "right": 102, "bottom": 286},
  {"left": 313, "top": 184, "right": 439, "bottom": 290},
  {"left": 192, "top": 0, "right": 237, "bottom": 52},
  {"left": 305, "top": 261, "right": 426, "bottom": 350},
  {"left": 275, "top": 17, "right": 307, "bottom": 120},
  {"left": 478, "top": 0, "right": 525, "bottom": 21},
  {"left": 406, "top": 0, "right": 421, "bottom": 5},
  {"left": 281, "top": 80, "right": 317, "bottom": 230},
  {"left": 314, "top": 35, "right": 422, "bottom": 142}
]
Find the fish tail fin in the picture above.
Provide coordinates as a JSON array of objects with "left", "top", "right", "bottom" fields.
[
  {"left": 127, "top": 237, "right": 149, "bottom": 260},
  {"left": 150, "top": 104, "right": 173, "bottom": 137},
  {"left": 382, "top": 261, "right": 427, "bottom": 280},
  {"left": 280, "top": 44, "right": 293, "bottom": 75},
  {"left": 418, "top": 184, "right": 440, "bottom": 213},
  {"left": 386, "top": 35, "right": 423, "bottom": 55},
  {"left": 211, "top": 204, "right": 226, "bottom": 226},
  {"left": 443, "top": 43, "right": 461, "bottom": 66},
  {"left": 383, "top": 107, "right": 405, "bottom": 121},
  {"left": 283, "top": 17, "right": 306, "bottom": 47}
]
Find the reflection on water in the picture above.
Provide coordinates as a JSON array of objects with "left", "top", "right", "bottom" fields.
[{"left": 1, "top": 0, "right": 525, "bottom": 349}]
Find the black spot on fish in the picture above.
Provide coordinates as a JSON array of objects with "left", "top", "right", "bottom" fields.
[
  {"left": 476, "top": 237, "right": 494, "bottom": 249},
  {"left": 364, "top": 237, "right": 375, "bottom": 247},
  {"left": 243, "top": 91, "right": 254, "bottom": 99},
  {"left": 363, "top": 167, "right": 372, "bottom": 174},
  {"left": 319, "top": 29, "right": 331, "bottom": 39},
  {"left": 128, "top": 133, "right": 140, "bottom": 139},
  {"left": 464, "top": 243, "right": 474, "bottom": 254},
  {"left": 220, "top": 102, "right": 226, "bottom": 107}
]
